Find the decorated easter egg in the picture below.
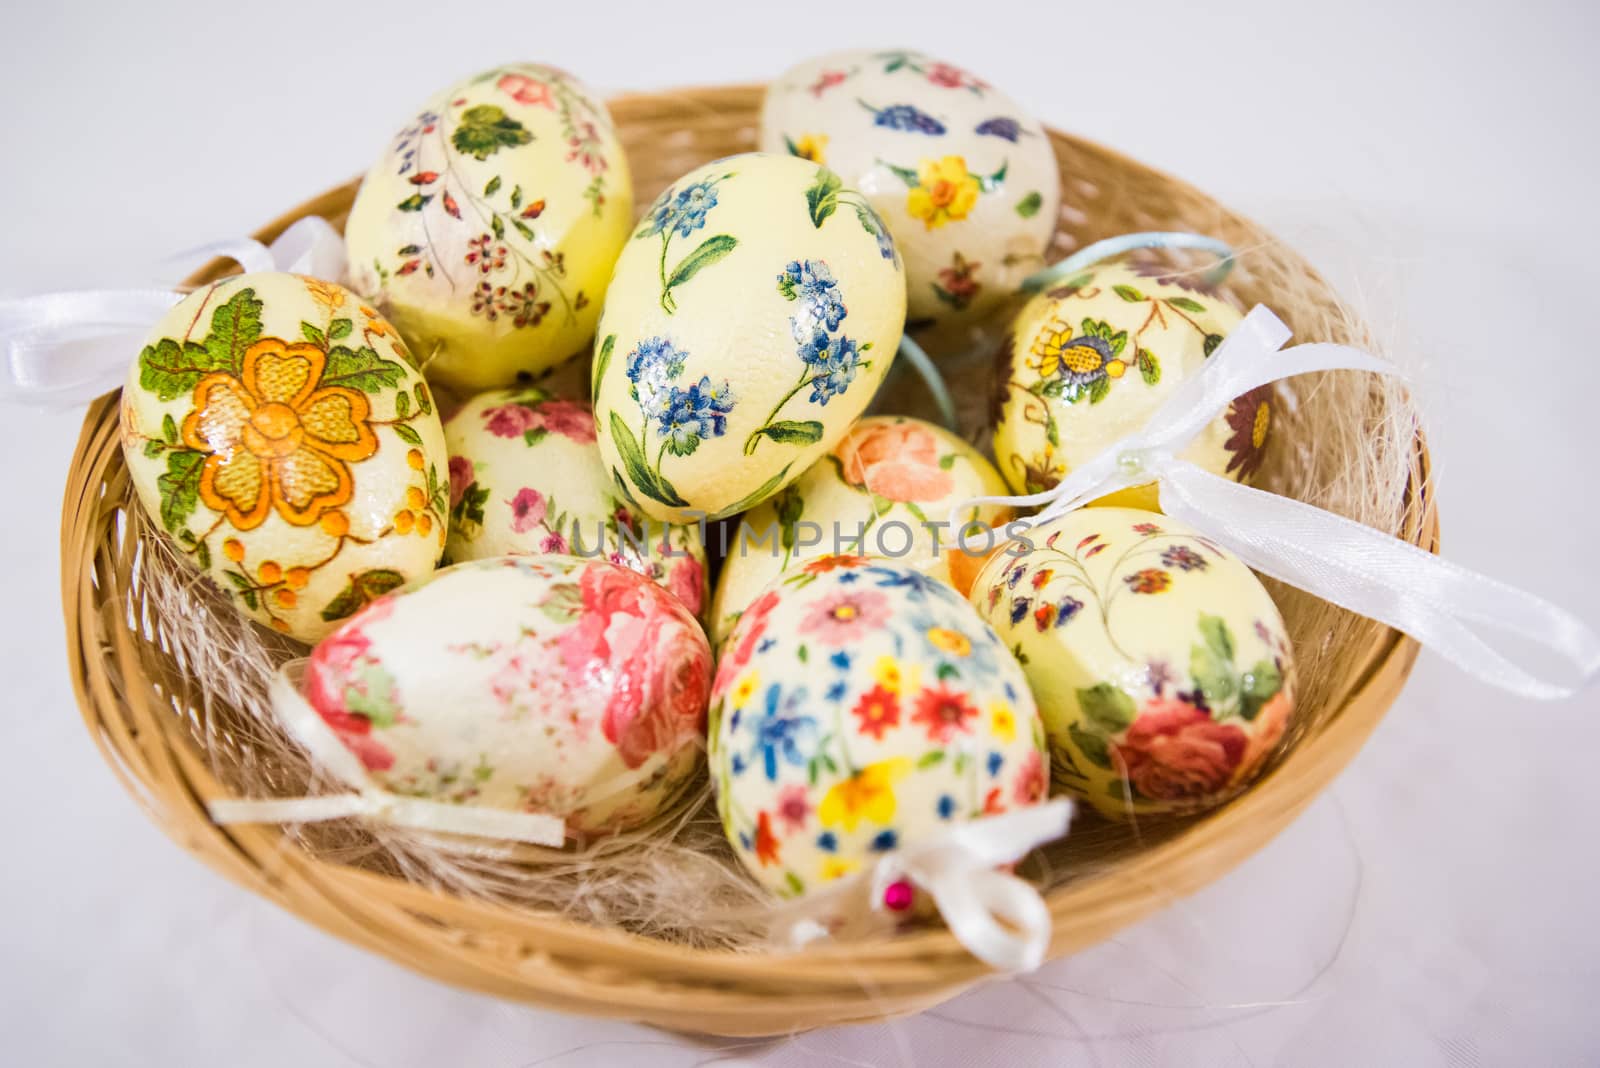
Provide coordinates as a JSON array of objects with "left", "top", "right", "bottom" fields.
[
  {"left": 991, "top": 260, "right": 1272, "bottom": 509},
  {"left": 709, "top": 415, "right": 1013, "bottom": 644},
  {"left": 302, "top": 555, "right": 711, "bottom": 835},
  {"left": 593, "top": 152, "right": 906, "bottom": 523},
  {"left": 444, "top": 385, "right": 708, "bottom": 616},
  {"left": 969, "top": 508, "right": 1295, "bottom": 818},
  {"left": 759, "top": 49, "right": 1058, "bottom": 332},
  {"left": 120, "top": 272, "right": 447, "bottom": 643},
  {"left": 710, "top": 558, "right": 1048, "bottom": 898},
  {"left": 346, "top": 63, "right": 632, "bottom": 391}
]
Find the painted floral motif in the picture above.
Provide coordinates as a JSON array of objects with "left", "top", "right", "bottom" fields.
[
  {"left": 741, "top": 257, "right": 877, "bottom": 455},
  {"left": 1223, "top": 384, "right": 1273, "bottom": 480},
  {"left": 305, "top": 595, "right": 402, "bottom": 771},
  {"left": 993, "top": 265, "right": 1269, "bottom": 495},
  {"left": 797, "top": 167, "right": 898, "bottom": 264},
  {"left": 302, "top": 557, "right": 710, "bottom": 833},
  {"left": 875, "top": 50, "right": 990, "bottom": 94},
  {"left": 974, "top": 116, "right": 1028, "bottom": 142},
  {"left": 128, "top": 280, "right": 445, "bottom": 633},
  {"left": 975, "top": 512, "right": 1294, "bottom": 814},
  {"left": 444, "top": 385, "right": 706, "bottom": 616},
  {"left": 369, "top": 65, "right": 613, "bottom": 323},
  {"left": 604, "top": 333, "right": 735, "bottom": 508},
  {"left": 880, "top": 155, "right": 1006, "bottom": 230},
  {"left": 834, "top": 419, "right": 956, "bottom": 503},
  {"left": 931, "top": 251, "right": 981, "bottom": 311},
  {"left": 711, "top": 559, "right": 1047, "bottom": 898},
  {"left": 783, "top": 132, "right": 829, "bottom": 164},
  {"left": 634, "top": 169, "right": 739, "bottom": 313},
  {"left": 857, "top": 100, "right": 947, "bottom": 135}
]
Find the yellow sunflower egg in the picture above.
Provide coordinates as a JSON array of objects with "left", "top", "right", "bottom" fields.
[
  {"left": 345, "top": 63, "right": 632, "bottom": 391},
  {"left": 758, "top": 49, "right": 1060, "bottom": 333},
  {"left": 991, "top": 261, "right": 1274, "bottom": 510},
  {"left": 120, "top": 272, "right": 448, "bottom": 642},
  {"left": 708, "top": 415, "right": 1013, "bottom": 645}
]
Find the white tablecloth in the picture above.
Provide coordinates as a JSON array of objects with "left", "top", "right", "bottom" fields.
[{"left": 4, "top": 2, "right": 1596, "bottom": 1063}]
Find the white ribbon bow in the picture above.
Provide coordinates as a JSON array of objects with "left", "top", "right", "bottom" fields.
[
  {"left": 958, "top": 306, "right": 1600, "bottom": 701},
  {"left": 0, "top": 216, "right": 347, "bottom": 407},
  {"left": 781, "top": 799, "right": 1074, "bottom": 972},
  {"left": 208, "top": 664, "right": 567, "bottom": 848}
]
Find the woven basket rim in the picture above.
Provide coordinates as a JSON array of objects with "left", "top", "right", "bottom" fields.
[{"left": 59, "top": 82, "right": 1435, "bottom": 1031}]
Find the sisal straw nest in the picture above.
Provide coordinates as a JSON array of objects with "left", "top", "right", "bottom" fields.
[{"left": 60, "top": 84, "right": 1435, "bottom": 1036}]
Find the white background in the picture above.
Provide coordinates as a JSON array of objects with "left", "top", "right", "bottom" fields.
[{"left": 3, "top": 1, "right": 1597, "bottom": 1064}]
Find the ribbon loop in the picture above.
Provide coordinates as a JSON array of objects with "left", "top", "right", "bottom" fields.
[
  {"left": 1, "top": 216, "right": 347, "bottom": 407},
  {"left": 956, "top": 304, "right": 1600, "bottom": 701},
  {"left": 776, "top": 799, "right": 1074, "bottom": 972}
]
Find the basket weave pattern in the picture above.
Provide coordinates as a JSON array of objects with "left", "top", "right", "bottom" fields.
[{"left": 60, "top": 85, "right": 1435, "bottom": 1036}]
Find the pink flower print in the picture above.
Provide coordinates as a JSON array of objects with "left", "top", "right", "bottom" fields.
[
  {"left": 799, "top": 588, "right": 892, "bottom": 646},
  {"left": 666, "top": 554, "right": 704, "bottom": 617},
  {"left": 534, "top": 399, "right": 598, "bottom": 443},
  {"left": 508, "top": 488, "right": 547, "bottom": 533},
  {"left": 448, "top": 455, "right": 474, "bottom": 508},
  {"left": 539, "top": 531, "right": 569, "bottom": 554},
  {"left": 484, "top": 403, "right": 541, "bottom": 439},
  {"left": 497, "top": 72, "right": 554, "bottom": 109},
  {"left": 775, "top": 783, "right": 812, "bottom": 834}
]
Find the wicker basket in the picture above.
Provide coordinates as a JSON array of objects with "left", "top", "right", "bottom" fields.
[{"left": 60, "top": 84, "right": 1436, "bottom": 1036}]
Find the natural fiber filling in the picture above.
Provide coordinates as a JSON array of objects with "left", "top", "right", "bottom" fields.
[{"left": 61, "top": 86, "right": 1431, "bottom": 1032}]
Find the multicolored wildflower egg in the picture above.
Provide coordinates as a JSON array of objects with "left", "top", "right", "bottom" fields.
[
  {"left": 346, "top": 63, "right": 632, "bottom": 391},
  {"left": 593, "top": 152, "right": 906, "bottom": 523},
  {"left": 991, "top": 260, "right": 1272, "bottom": 509},
  {"left": 709, "top": 416, "right": 1013, "bottom": 644},
  {"left": 969, "top": 508, "right": 1295, "bottom": 818},
  {"left": 759, "top": 49, "right": 1059, "bottom": 332},
  {"left": 302, "top": 555, "right": 712, "bottom": 836},
  {"left": 443, "top": 384, "right": 708, "bottom": 617},
  {"left": 119, "top": 272, "right": 447, "bottom": 643},
  {"left": 710, "top": 558, "right": 1048, "bottom": 898}
]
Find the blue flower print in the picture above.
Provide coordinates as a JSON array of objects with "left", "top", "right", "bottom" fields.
[
  {"left": 670, "top": 180, "right": 719, "bottom": 237},
  {"left": 870, "top": 829, "right": 899, "bottom": 852},
  {"left": 779, "top": 260, "right": 846, "bottom": 331},
  {"left": 750, "top": 684, "right": 818, "bottom": 781},
  {"left": 635, "top": 170, "right": 738, "bottom": 313},
  {"left": 974, "top": 116, "right": 1024, "bottom": 142},
  {"left": 817, "top": 831, "right": 838, "bottom": 853},
  {"left": 987, "top": 751, "right": 1004, "bottom": 775},
  {"left": 658, "top": 374, "right": 734, "bottom": 455},
  {"left": 866, "top": 565, "right": 941, "bottom": 601},
  {"left": 826, "top": 680, "right": 848, "bottom": 702},
  {"left": 1009, "top": 596, "right": 1031, "bottom": 625},
  {"left": 625, "top": 336, "right": 688, "bottom": 421},
  {"left": 860, "top": 100, "right": 947, "bottom": 135},
  {"left": 829, "top": 649, "right": 852, "bottom": 671},
  {"left": 807, "top": 337, "right": 860, "bottom": 405},
  {"left": 936, "top": 794, "right": 957, "bottom": 819}
]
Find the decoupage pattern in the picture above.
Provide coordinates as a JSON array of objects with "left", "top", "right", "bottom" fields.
[
  {"left": 303, "top": 555, "right": 711, "bottom": 834},
  {"left": 120, "top": 273, "right": 448, "bottom": 642},
  {"left": 970, "top": 509, "right": 1295, "bottom": 817},
  {"left": 710, "top": 558, "right": 1048, "bottom": 897}
]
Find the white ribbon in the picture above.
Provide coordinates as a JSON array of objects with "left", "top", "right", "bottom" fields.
[
  {"left": 208, "top": 663, "right": 568, "bottom": 848},
  {"left": 779, "top": 798, "right": 1074, "bottom": 972},
  {"left": 958, "top": 306, "right": 1600, "bottom": 701},
  {"left": 0, "top": 216, "right": 347, "bottom": 406}
]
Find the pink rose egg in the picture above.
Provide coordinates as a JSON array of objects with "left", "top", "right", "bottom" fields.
[
  {"left": 444, "top": 385, "right": 708, "bottom": 618},
  {"left": 710, "top": 558, "right": 1049, "bottom": 898},
  {"left": 967, "top": 507, "right": 1297, "bottom": 818},
  {"left": 302, "top": 555, "right": 711, "bottom": 836}
]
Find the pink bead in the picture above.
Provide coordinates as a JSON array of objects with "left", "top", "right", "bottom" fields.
[{"left": 883, "top": 880, "right": 915, "bottom": 912}]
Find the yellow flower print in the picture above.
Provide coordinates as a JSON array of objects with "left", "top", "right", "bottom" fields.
[
  {"left": 818, "top": 758, "right": 911, "bottom": 831},
  {"left": 1028, "top": 317, "right": 1127, "bottom": 382},
  {"left": 733, "top": 672, "right": 759, "bottom": 708},
  {"left": 926, "top": 626, "right": 971, "bottom": 658},
  {"left": 301, "top": 275, "right": 346, "bottom": 313},
  {"left": 990, "top": 701, "right": 1017, "bottom": 743},
  {"left": 906, "top": 156, "right": 980, "bottom": 230},
  {"left": 791, "top": 133, "right": 829, "bottom": 165},
  {"left": 873, "top": 656, "right": 903, "bottom": 695},
  {"left": 820, "top": 856, "right": 860, "bottom": 882}
]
